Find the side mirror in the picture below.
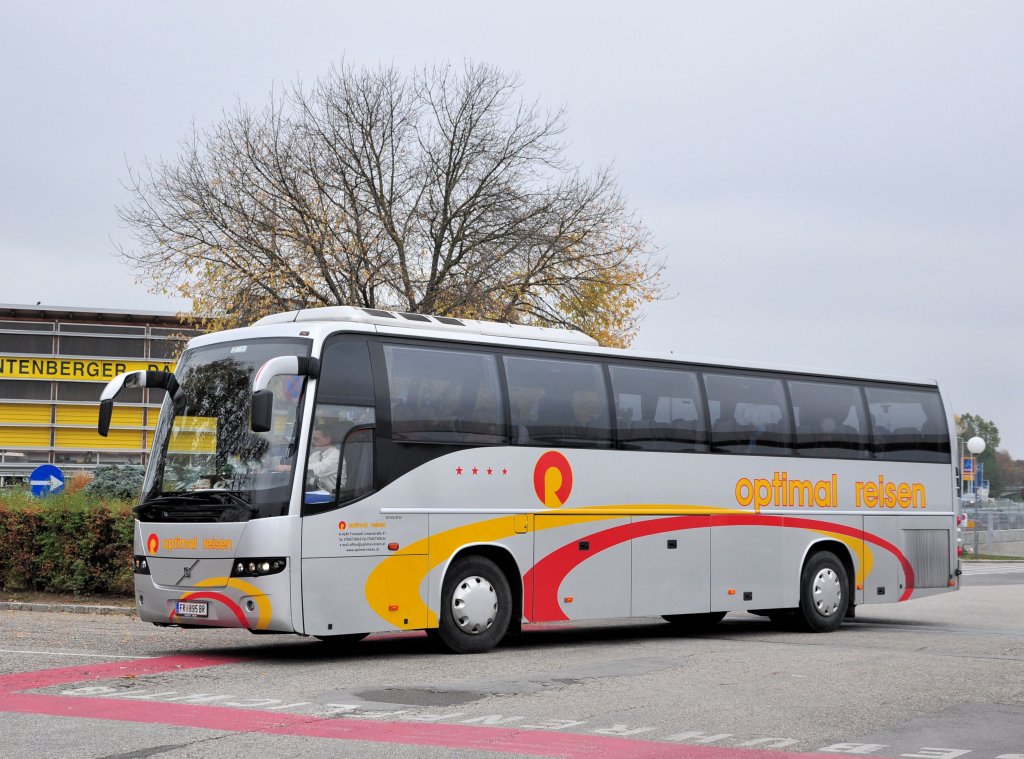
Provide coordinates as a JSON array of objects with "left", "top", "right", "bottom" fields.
[
  {"left": 98, "top": 370, "right": 181, "bottom": 437},
  {"left": 250, "top": 356, "right": 320, "bottom": 432},
  {"left": 251, "top": 390, "right": 274, "bottom": 433}
]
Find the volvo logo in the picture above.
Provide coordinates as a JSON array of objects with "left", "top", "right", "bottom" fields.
[{"left": 176, "top": 560, "right": 200, "bottom": 585}]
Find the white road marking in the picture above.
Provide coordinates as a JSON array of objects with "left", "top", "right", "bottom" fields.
[{"left": 46, "top": 688, "right": 1021, "bottom": 758}]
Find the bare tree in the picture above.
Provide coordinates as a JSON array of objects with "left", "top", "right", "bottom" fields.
[{"left": 117, "top": 61, "right": 663, "bottom": 346}]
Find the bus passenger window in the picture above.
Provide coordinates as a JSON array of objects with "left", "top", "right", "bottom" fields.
[
  {"left": 384, "top": 345, "right": 504, "bottom": 445},
  {"left": 789, "top": 380, "right": 869, "bottom": 459},
  {"left": 703, "top": 373, "right": 791, "bottom": 455},
  {"left": 505, "top": 356, "right": 612, "bottom": 449},
  {"left": 865, "top": 387, "right": 950, "bottom": 463},
  {"left": 609, "top": 365, "right": 707, "bottom": 452}
]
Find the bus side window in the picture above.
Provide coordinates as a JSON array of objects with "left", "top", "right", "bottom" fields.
[
  {"left": 383, "top": 345, "right": 504, "bottom": 445},
  {"left": 703, "top": 373, "right": 792, "bottom": 455},
  {"left": 609, "top": 364, "right": 707, "bottom": 452},
  {"left": 505, "top": 356, "right": 612, "bottom": 449},
  {"left": 306, "top": 336, "right": 377, "bottom": 511},
  {"left": 317, "top": 337, "right": 375, "bottom": 406},
  {"left": 789, "top": 380, "right": 870, "bottom": 459},
  {"left": 865, "top": 386, "right": 950, "bottom": 463}
]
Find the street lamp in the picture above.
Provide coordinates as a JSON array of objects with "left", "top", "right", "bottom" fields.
[{"left": 967, "top": 436, "right": 986, "bottom": 500}]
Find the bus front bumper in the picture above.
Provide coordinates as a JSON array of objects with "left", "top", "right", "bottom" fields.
[{"left": 134, "top": 570, "right": 294, "bottom": 632}]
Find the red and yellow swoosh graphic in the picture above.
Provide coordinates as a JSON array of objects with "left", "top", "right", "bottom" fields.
[
  {"left": 524, "top": 514, "right": 912, "bottom": 621},
  {"left": 169, "top": 577, "right": 272, "bottom": 629},
  {"left": 366, "top": 510, "right": 914, "bottom": 629}
]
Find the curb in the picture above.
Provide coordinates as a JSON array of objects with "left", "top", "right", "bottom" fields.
[{"left": 0, "top": 601, "right": 135, "bottom": 616}]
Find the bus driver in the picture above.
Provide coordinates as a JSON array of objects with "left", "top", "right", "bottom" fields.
[{"left": 275, "top": 424, "right": 343, "bottom": 492}]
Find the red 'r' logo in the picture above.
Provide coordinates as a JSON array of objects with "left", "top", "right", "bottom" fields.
[{"left": 533, "top": 451, "right": 573, "bottom": 507}]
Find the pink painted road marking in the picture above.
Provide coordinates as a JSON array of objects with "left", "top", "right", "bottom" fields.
[
  {"left": 1, "top": 655, "right": 843, "bottom": 758},
  {"left": 0, "top": 653, "right": 242, "bottom": 694}
]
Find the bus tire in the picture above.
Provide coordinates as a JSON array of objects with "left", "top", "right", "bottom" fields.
[
  {"left": 436, "top": 556, "right": 512, "bottom": 654},
  {"left": 662, "top": 611, "right": 726, "bottom": 630},
  {"left": 797, "top": 551, "right": 849, "bottom": 632}
]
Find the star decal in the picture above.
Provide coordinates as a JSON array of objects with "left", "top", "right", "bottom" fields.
[{"left": 455, "top": 465, "right": 509, "bottom": 477}]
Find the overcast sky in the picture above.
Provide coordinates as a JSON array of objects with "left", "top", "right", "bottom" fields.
[{"left": 2, "top": 2, "right": 1022, "bottom": 459}]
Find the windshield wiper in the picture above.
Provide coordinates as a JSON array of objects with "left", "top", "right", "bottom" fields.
[
  {"left": 134, "top": 490, "right": 256, "bottom": 521},
  {"left": 139, "top": 489, "right": 253, "bottom": 508}
]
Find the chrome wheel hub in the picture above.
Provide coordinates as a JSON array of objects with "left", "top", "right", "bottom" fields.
[{"left": 451, "top": 575, "right": 498, "bottom": 635}]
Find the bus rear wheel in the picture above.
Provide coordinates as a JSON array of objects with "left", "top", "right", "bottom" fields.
[
  {"left": 797, "top": 551, "right": 849, "bottom": 633},
  {"left": 436, "top": 556, "right": 512, "bottom": 654}
]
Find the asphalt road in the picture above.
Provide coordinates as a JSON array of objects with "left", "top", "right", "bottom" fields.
[{"left": 1, "top": 562, "right": 1022, "bottom": 759}]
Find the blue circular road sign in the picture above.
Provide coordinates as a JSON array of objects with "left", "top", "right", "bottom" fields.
[{"left": 29, "top": 464, "right": 65, "bottom": 497}]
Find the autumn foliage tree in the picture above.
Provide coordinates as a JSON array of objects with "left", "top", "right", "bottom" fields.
[
  {"left": 116, "top": 61, "right": 663, "bottom": 347},
  {"left": 957, "top": 412, "right": 1008, "bottom": 495}
]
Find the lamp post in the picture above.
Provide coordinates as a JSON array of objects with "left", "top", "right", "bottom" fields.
[{"left": 966, "top": 435, "right": 986, "bottom": 500}]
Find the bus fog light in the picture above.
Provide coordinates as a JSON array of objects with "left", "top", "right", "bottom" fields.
[{"left": 246, "top": 600, "right": 256, "bottom": 612}]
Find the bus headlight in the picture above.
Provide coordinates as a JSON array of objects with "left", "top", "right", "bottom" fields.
[
  {"left": 231, "top": 557, "right": 287, "bottom": 578},
  {"left": 133, "top": 556, "right": 151, "bottom": 575}
]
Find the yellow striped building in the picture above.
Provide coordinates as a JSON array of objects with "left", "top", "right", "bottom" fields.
[{"left": 0, "top": 304, "right": 201, "bottom": 483}]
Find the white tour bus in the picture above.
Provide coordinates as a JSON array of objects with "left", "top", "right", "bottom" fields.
[{"left": 99, "top": 306, "right": 961, "bottom": 653}]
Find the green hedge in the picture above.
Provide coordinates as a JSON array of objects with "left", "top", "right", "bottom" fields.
[{"left": 0, "top": 490, "right": 135, "bottom": 596}]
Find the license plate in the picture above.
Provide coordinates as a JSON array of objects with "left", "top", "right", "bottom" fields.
[{"left": 175, "top": 601, "right": 209, "bottom": 618}]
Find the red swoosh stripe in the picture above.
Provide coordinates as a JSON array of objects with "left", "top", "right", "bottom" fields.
[
  {"left": 171, "top": 591, "right": 249, "bottom": 627},
  {"left": 524, "top": 514, "right": 915, "bottom": 622}
]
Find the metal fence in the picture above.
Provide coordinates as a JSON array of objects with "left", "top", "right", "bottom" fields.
[{"left": 962, "top": 499, "right": 1024, "bottom": 557}]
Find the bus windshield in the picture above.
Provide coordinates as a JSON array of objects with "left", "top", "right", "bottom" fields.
[{"left": 138, "top": 337, "right": 310, "bottom": 522}]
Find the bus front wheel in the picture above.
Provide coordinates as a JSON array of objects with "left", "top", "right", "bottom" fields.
[
  {"left": 436, "top": 556, "right": 512, "bottom": 654},
  {"left": 797, "top": 551, "right": 849, "bottom": 632}
]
